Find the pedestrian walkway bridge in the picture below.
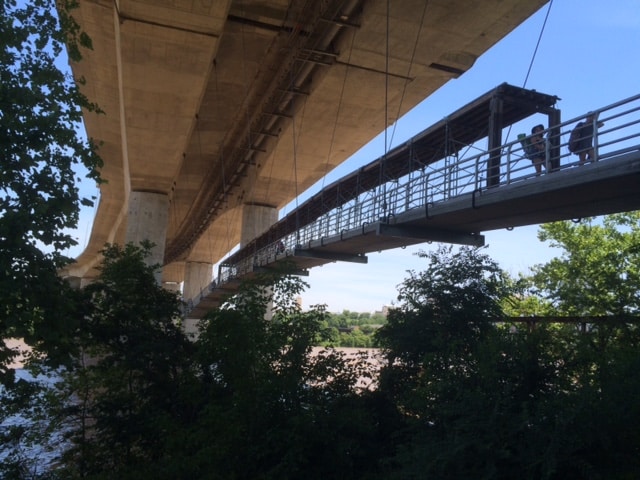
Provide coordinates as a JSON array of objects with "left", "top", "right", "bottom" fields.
[{"left": 186, "top": 84, "right": 640, "bottom": 318}]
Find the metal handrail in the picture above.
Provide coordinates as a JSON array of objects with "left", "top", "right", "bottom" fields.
[{"left": 187, "top": 92, "right": 640, "bottom": 310}]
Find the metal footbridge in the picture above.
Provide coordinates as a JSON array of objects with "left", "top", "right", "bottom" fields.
[{"left": 187, "top": 84, "right": 640, "bottom": 318}]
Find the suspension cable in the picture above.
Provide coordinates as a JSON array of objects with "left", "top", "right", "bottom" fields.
[
  {"left": 379, "top": 0, "right": 391, "bottom": 214},
  {"left": 321, "top": 21, "right": 358, "bottom": 190},
  {"left": 214, "top": 59, "right": 234, "bottom": 257},
  {"left": 387, "top": 0, "right": 429, "bottom": 149},
  {"left": 290, "top": 66, "right": 306, "bottom": 241},
  {"left": 384, "top": 0, "right": 390, "bottom": 155},
  {"left": 522, "top": 0, "right": 554, "bottom": 89},
  {"left": 504, "top": 0, "right": 554, "bottom": 144}
]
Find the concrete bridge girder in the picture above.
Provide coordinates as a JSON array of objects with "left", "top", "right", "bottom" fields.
[{"left": 63, "top": 0, "right": 548, "bottom": 285}]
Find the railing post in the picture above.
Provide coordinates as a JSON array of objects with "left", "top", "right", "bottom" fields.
[
  {"left": 592, "top": 113, "right": 601, "bottom": 162},
  {"left": 405, "top": 181, "right": 410, "bottom": 211},
  {"left": 423, "top": 171, "right": 429, "bottom": 207},
  {"left": 505, "top": 146, "right": 511, "bottom": 183},
  {"left": 487, "top": 96, "right": 503, "bottom": 187},
  {"left": 548, "top": 108, "right": 561, "bottom": 171}
]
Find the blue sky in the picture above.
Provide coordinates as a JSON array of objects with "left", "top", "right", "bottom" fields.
[
  {"left": 68, "top": 1, "right": 640, "bottom": 313},
  {"left": 294, "top": 0, "right": 640, "bottom": 312}
]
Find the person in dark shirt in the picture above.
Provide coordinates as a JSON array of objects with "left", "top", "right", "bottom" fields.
[
  {"left": 529, "top": 123, "right": 546, "bottom": 174},
  {"left": 574, "top": 112, "right": 604, "bottom": 163}
]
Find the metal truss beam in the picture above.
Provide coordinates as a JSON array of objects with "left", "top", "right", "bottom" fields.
[
  {"left": 253, "top": 266, "right": 310, "bottom": 276},
  {"left": 377, "top": 223, "right": 484, "bottom": 247},
  {"left": 293, "top": 248, "right": 368, "bottom": 264}
]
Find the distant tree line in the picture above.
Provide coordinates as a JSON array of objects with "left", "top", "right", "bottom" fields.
[{"left": 320, "top": 310, "right": 387, "bottom": 348}]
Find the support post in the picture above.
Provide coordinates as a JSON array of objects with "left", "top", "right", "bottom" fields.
[
  {"left": 241, "top": 204, "right": 278, "bottom": 247},
  {"left": 183, "top": 262, "right": 213, "bottom": 303},
  {"left": 125, "top": 191, "right": 169, "bottom": 284},
  {"left": 548, "top": 107, "right": 562, "bottom": 172},
  {"left": 241, "top": 203, "right": 278, "bottom": 320},
  {"left": 487, "top": 96, "right": 503, "bottom": 188}
]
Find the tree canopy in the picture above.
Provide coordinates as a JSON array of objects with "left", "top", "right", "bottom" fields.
[
  {"left": 1, "top": 0, "right": 102, "bottom": 368},
  {"left": 532, "top": 212, "right": 640, "bottom": 316},
  {"left": 2, "top": 248, "right": 387, "bottom": 479},
  {"left": 2, "top": 225, "right": 640, "bottom": 478},
  {"left": 375, "top": 243, "right": 640, "bottom": 479}
]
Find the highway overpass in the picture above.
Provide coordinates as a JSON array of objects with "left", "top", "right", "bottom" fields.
[{"left": 60, "top": 0, "right": 549, "bottom": 299}]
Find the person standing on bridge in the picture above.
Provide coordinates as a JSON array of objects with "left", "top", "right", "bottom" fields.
[
  {"left": 529, "top": 124, "right": 547, "bottom": 174},
  {"left": 571, "top": 112, "right": 604, "bottom": 164}
]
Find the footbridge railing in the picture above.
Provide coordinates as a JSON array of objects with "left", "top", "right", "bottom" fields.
[{"left": 188, "top": 91, "right": 640, "bottom": 311}]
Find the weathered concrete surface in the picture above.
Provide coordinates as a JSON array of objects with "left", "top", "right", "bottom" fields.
[{"left": 60, "top": 0, "right": 547, "bottom": 284}]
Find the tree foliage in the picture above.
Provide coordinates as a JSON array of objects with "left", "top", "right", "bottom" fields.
[
  {"left": 317, "top": 310, "right": 387, "bottom": 347},
  {"left": 2, "top": 249, "right": 388, "bottom": 479},
  {"left": 375, "top": 241, "right": 640, "bottom": 479},
  {"left": 176, "top": 265, "right": 389, "bottom": 480},
  {"left": 1, "top": 0, "right": 102, "bottom": 368},
  {"left": 377, "top": 245, "right": 507, "bottom": 369},
  {"left": 3, "top": 226, "right": 640, "bottom": 478},
  {"left": 52, "top": 244, "right": 194, "bottom": 479},
  {"left": 532, "top": 213, "right": 640, "bottom": 315}
]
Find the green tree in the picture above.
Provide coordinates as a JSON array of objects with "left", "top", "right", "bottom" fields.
[
  {"left": 1, "top": 3, "right": 101, "bottom": 475},
  {"left": 26, "top": 244, "right": 193, "bottom": 479},
  {"left": 501, "top": 274, "right": 555, "bottom": 318},
  {"left": 376, "top": 245, "right": 507, "bottom": 373},
  {"left": 1, "top": 0, "right": 102, "bottom": 369},
  {"left": 189, "top": 269, "right": 386, "bottom": 480},
  {"left": 6, "top": 257, "right": 389, "bottom": 479},
  {"left": 0, "top": 244, "right": 189, "bottom": 478},
  {"left": 526, "top": 213, "right": 640, "bottom": 477},
  {"left": 0, "top": 243, "right": 188, "bottom": 479},
  {"left": 0, "top": 246, "right": 188, "bottom": 479},
  {"left": 532, "top": 213, "right": 640, "bottom": 315},
  {"left": 375, "top": 242, "right": 640, "bottom": 479}
]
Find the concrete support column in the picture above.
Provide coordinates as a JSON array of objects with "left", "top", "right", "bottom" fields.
[
  {"left": 241, "top": 204, "right": 278, "bottom": 320},
  {"left": 183, "top": 261, "right": 213, "bottom": 303},
  {"left": 182, "top": 262, "right": 212, "bottom": 336},
  {"left": 163, "top": 282, "right": 181, "bottom": 293},
  {"left": 80, "top": 277, "right": 95, "bottom": 289},
  {"left": 240, "top": 203, "right": 278, "bottom": 247},
  {"left": 126, "top": 191, "right": 169, "bottom": 283}
]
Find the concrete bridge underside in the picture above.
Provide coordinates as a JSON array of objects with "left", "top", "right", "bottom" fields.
[{"left": 62, "top": 0, "right": 547, "bottom": 286}]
